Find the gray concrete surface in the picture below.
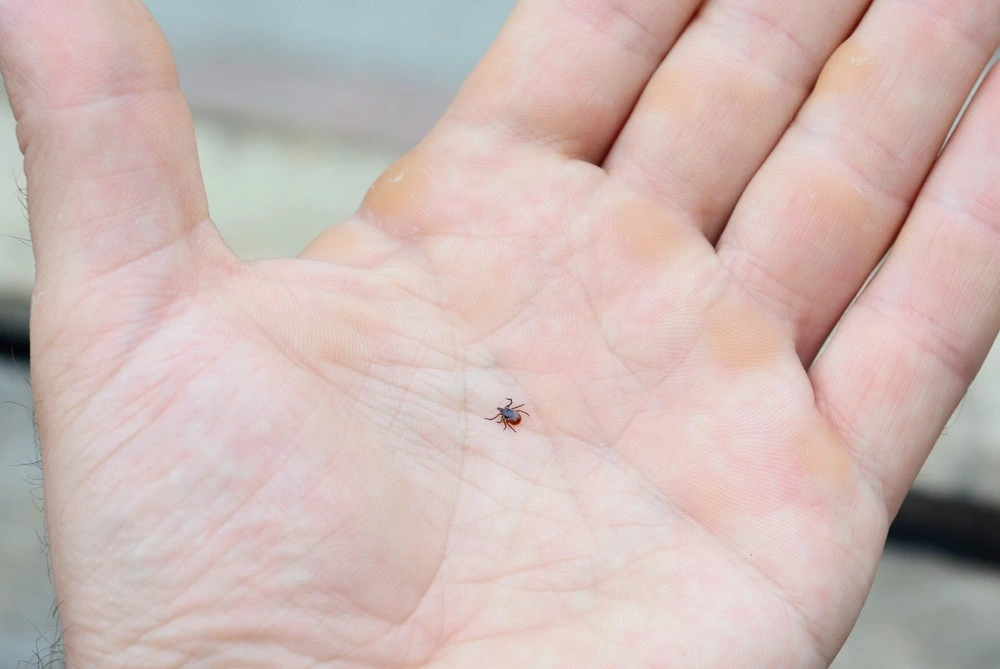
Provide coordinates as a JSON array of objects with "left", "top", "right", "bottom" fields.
[
  {"left": 0, "top": 362, "right": 55, "bottom": 666},
  {"left": 832, "top": 551, "right": 1000, "bottom": 669},
  {"left": 147, "top": 0, "right": 515, "bottom": 144},
  {"left": 147, "top": 0, "right": 514, "bottom": 91}
]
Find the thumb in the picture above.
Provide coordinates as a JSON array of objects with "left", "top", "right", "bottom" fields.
[{"left": 0, "top": 0, "right": 234, "bottom": 318}]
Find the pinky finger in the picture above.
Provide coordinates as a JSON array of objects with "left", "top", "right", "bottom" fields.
[{"left": 810, "top": 58, "right": 1000, "bottom": 514}]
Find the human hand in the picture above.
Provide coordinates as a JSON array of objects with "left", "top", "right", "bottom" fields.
[{"left": 4, "top": 0, "right": 999, "bottom": 666}]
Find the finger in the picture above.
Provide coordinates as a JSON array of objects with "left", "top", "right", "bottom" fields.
[
  {"left": 0, "top": 0, "right": 230, "bottom": 289},
  {"left": 717, "top": 0, "right": 1000, "bottom": 361},
  {"left": 810, "top": 61, "right": 1000, "bottom": 514},
  {"left": 606, "top": 0, "right": 870, "bottom": 235},
  {"left": 444, "top": 0, "right": 704, "bottom": 161}
]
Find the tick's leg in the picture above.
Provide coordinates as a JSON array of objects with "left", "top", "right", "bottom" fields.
[
  {"left": 504, "top": 398, "right": 514, "bottom": 408},
  {"left": 508, "top": 424, "right": 516, "bottom": 433},
  {"left": 517, "top": 410, "right": 530, "bottom": 417},
  {"left": 511, "top": 404, "right": 525, "bottom": 409},
  {"left": 485, "top": 412, "right": 502, "bottom": 421}
]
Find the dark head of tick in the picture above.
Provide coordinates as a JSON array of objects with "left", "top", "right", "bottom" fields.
[{"left": 485, "top": 398, "right": 530, "bottom": 432}]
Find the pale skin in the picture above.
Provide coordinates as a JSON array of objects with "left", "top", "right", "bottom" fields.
[{"left": 3, "top": 0, "right": 999, "bottom": 666}]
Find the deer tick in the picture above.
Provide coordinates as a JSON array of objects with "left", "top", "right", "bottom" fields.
[{"left": 485, "top": 398, "right": 530, "bottom": 432}]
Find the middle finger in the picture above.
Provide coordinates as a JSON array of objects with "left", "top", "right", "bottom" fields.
[{"left": 605, "top": 0, "right": 871, "bottom": 238}]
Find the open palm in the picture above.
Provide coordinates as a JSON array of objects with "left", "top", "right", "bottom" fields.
[{"left": 6, "top": 1, "right": 1000, "bottom": 667}]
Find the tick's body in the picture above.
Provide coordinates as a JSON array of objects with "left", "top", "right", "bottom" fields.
[{"left": 486, "top": 398, "right": 530, "bottom": 432}]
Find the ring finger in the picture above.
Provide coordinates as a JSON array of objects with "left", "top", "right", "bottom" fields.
[{"left": 605, "top": 0, "right": 871, "bottom": 237}]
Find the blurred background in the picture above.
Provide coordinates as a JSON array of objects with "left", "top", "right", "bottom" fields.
[{"left": 1, "top": 2, "right": 999, "bottom": 667}]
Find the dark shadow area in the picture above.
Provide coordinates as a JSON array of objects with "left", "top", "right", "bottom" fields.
[
  {"left": 889, "top": 491, "right": 1000, "bottom": 567},
  {"left": 0, "top": 295, "right": 29, "bottom": 362}
]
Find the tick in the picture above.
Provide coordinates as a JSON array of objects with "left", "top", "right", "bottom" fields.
[{"left": 485, "top": 398, "right": 530, "bottom": 432}]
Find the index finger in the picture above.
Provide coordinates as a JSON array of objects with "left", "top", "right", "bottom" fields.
[{"left": 0, "top": 0, "right": 232, "bottom": 292}]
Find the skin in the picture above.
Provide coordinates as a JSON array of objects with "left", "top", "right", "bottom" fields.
[{"left": 2, "top": 0, "right": 999, "bottom": 667}]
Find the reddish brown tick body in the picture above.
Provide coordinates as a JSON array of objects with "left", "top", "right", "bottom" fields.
[{"left": 486, "top": 398, "right": 530, "bottom": 432}]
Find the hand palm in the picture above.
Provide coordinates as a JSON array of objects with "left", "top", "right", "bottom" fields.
[
  {"left": 8, "top": 2, "right": 1000, "bottom": 668},
  {"left": 39, "top": 138, "right": 872, "bottom": 668}
]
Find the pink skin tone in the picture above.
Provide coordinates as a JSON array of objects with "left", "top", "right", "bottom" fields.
[{"left": 3, "top": 0, "right": 1000, "bottom": 667}]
